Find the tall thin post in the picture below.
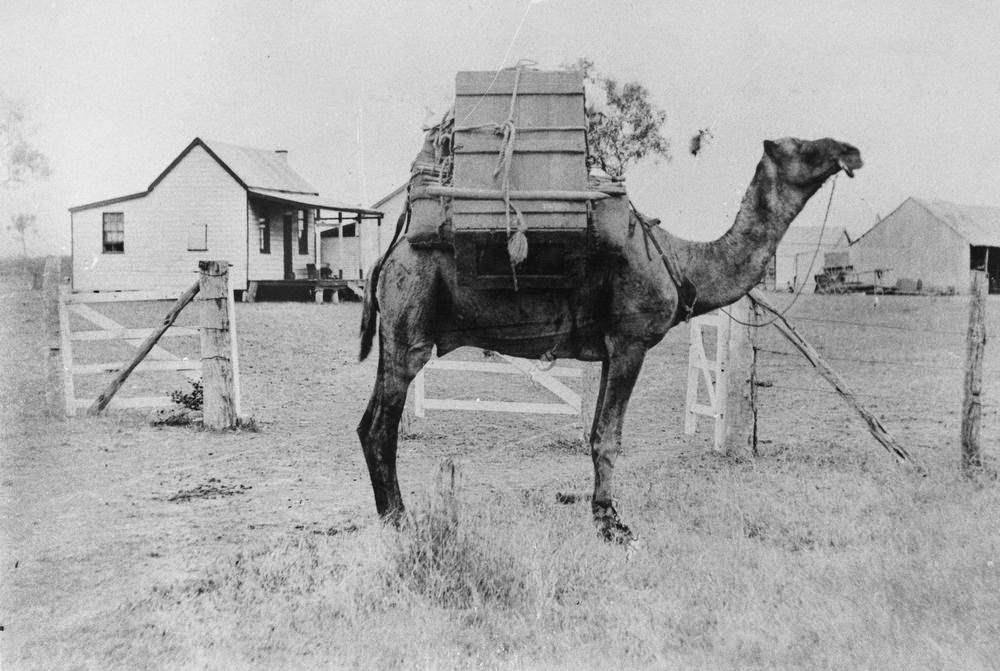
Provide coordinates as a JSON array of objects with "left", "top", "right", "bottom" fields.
[
  {"left": 356, "top": 214, "right": 364, "bottom": 279},
  {"left": 226, "top": 283, "right": 243, "bottom": 419},
  {"left": 43, "top": 257, "right": 63, "bottom": 416},
  {"left": 962, "top": 268, "right": 987, "bottom": 472},
  {"left": 337, "top": 212, "right": 344, "bottom": 279},
  {"left": 199, "top": 260, "right": 237, "bottom": 429},
  {"left": 713, "top": 312, "right": 731, "bottom": 451},
  {"left": 413, "top": 366, "right": 426, "bottom": 418}
]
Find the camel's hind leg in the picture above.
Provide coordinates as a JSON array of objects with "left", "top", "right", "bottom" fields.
[
  {"left": 589, "top": 340, "right": 646, "bottom": 543},
  {"left": 357, "top": 340, "right": 432, "bottom": 522}
]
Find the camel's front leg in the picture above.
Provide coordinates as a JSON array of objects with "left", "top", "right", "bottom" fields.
[{"left": 590, "top": 341, "right": 646, "bottom": 543}]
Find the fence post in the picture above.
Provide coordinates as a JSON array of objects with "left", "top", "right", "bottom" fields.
[
  {"left": 723, "top": 297, "right": 758, "bottom": 456},
  {"left": 412, "top": 367, "right": 426, "bottom": 418},
  {"left": 961, "top": 268, "right": 987, "bottom": 472},
  {"left": 41, "top": 257, "right": 66, "bottom": 416},
  {"left": 199, "top": 260, "right": 237, "bottom": 429}
]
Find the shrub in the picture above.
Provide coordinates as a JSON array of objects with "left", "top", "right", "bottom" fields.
[{"left": 170, "top": 380, "right": 203, "bottom": 411}]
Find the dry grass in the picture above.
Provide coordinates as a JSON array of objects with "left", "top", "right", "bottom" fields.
[
  {"left": 22, "top": 463, "right": 1000, "bottom": 670},
  {"left": 2, "top": 260, "right": 1000, "bottom": 669}
]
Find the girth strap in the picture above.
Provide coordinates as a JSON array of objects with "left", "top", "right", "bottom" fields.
[{"left": 629, "top": 204, "right": 698, "bottom": 323}]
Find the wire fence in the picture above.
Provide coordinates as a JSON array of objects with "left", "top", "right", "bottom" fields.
[{"left": 735, "top": 293, "right": 999, "bottom": 453}]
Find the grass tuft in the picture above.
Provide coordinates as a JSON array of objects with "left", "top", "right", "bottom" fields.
[{"left": 388, "top": 472, "right": 530, "bottom": 610}]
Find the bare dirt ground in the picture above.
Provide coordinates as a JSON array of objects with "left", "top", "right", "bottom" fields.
[{"left": 1, "top": 264, "right": 999, "bottom": 670}]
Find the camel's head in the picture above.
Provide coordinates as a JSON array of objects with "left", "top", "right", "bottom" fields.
[{"left": 762, "top": 137, "right": 863, "bottom": 187}]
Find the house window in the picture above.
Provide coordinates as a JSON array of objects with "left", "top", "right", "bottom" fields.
[
  {"left": 187, "top": 223, "right": 208, "bottom": 251},
  {"left": 258, "top": 218, "right": 270, "bottom": 254},
  {"left": 102, "top": 212, "right": 124, "bottom": 253},
  {"left": 297, "top": 210, "right": 308, "bottom": 255}
]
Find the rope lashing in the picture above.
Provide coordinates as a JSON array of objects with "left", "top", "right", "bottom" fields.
[{"left": 492, "top": 63, "right": 531, "bottom": 289}]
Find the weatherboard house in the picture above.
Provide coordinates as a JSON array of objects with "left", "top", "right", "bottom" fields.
[{"left": 69, "top": 138, "right": 383, "bottom": 298}]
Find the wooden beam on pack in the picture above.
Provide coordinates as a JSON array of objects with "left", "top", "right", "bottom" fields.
[
  {"left": 453, "top": 125, "right": 587, "bottom": 133},
  {"left": 419, "top": 186, "right": 611, "bottom": 201}
]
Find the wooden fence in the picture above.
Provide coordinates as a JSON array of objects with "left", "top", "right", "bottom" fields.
[
  {"left": 413, "top": 349, "right": 582, "bottom": 420},
  {"left": 56, "top": 261, "right": 242, "bottom": 429},
  {"left": 684, "top": 291, "right": 921, "bottom": 470}
]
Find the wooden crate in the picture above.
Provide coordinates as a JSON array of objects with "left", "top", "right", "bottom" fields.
[{"left": 452, "top": 69, "right": 589, "bottom": 289}]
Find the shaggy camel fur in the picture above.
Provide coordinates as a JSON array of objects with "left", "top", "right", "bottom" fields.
[{"left": 358, "top": 137, "right": 862, "bottom": 543}]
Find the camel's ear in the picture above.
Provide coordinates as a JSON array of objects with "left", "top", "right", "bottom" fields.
[{"left": 763, "top": 140, "right": 780, "bottom": 160}]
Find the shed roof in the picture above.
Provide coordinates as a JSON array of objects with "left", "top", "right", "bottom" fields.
[{"left": 913, "top": 198, "right": 1000, "bottom": 247}]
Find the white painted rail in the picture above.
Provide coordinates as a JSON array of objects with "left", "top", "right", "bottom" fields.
[{"left": 413, "top": 348, "right": 582, "bottom": 419}]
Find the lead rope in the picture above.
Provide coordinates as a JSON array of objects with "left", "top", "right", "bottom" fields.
[{"left": 723, "top": 173, "right": 839, "bottom": 328}]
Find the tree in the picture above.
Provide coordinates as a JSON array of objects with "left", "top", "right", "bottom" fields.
[
  {"left": 8, "top": 212, "right": 36, "bottom": 259},
  {"left": 2, "top": 92, "right": 50, "bottom": 266},
  {"left": 1, "top": 91, "right": 50, "bottom": 188},
  {"left": 568, "top": 59, "right": 670, "bottom": 179}
]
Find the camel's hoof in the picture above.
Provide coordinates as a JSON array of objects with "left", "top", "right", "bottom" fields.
[{"left": 593, "top": 503, "right": 638, "bottom": 547}]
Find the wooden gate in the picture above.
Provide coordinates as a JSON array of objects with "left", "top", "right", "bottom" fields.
[
  {"left": 684, "top": 310, "right": 731, "bottom": 448},
  {"left": 413, "top": 348, "right": 582, "bottom": 418},
  {"left": 58, "top": 288, "right": 201, "bottom": 416}
]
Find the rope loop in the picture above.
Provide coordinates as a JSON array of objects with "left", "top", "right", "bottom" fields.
[
  {"left": 724, "top": 173, "right": 840, "bottom": 328},
  {"left": 490, "top": 62, "right": 532, "bottom": 289}
]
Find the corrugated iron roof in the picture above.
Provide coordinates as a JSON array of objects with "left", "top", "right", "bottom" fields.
[
  {"left": 202, "top": 139, "right": 318, "bottom": 195},
  {"left": 248, "top": 188, "right": 382, "bottom": 216},
  {"left": 913, "top": 198, "right": 1000, "bottom": 247},
  {"left": 370, "top": 183, "right": 407, "bottom": 209},
  {"left": 70, "top": 138, "right": 361, "bottom": 212}
]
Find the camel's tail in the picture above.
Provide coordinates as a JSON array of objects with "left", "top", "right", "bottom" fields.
[
  {"left": 359, "top": 259, "right": 381, "bottom": 361},
  {"left": 360, "top": 206, "right": 409, "bottom": 361}
]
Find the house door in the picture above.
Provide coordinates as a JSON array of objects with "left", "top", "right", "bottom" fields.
[{"left": 282, "top": 214, "right": 294, "bottom": 279}]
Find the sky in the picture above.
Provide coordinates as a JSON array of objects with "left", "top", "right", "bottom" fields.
[{"left": 1, "top": 0, "right": 998, "bottom": 256}]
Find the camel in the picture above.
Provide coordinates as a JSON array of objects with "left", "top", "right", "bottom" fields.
[{"left": 358, "top": 136, "right": 862, "bottom": 542}]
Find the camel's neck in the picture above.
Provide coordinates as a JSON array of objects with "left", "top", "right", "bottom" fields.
[{"left": 669, "top": 161, "right": 823, "bottom": 313}]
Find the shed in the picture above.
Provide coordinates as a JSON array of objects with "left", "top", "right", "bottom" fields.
[
  {"left": 69, "top": 138, "right": 383, "bottom": 298},
  {"left": 319, "top": 182, "right": 405, "bottom": 281},
  {"left": 767, "top": 225, "right": 849, "bottom": 292},
  {"left": 849, "top": 197, "right": 1000, "bottom": 294}
]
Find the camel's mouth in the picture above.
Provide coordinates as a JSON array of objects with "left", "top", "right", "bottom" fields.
[{"left": 838, "top": 154, "right": 863, "bottom": 179}]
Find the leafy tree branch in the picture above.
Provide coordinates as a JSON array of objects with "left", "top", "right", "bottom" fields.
[{"left": 566, "top": 59, "right": 671, "bottom": 179}]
